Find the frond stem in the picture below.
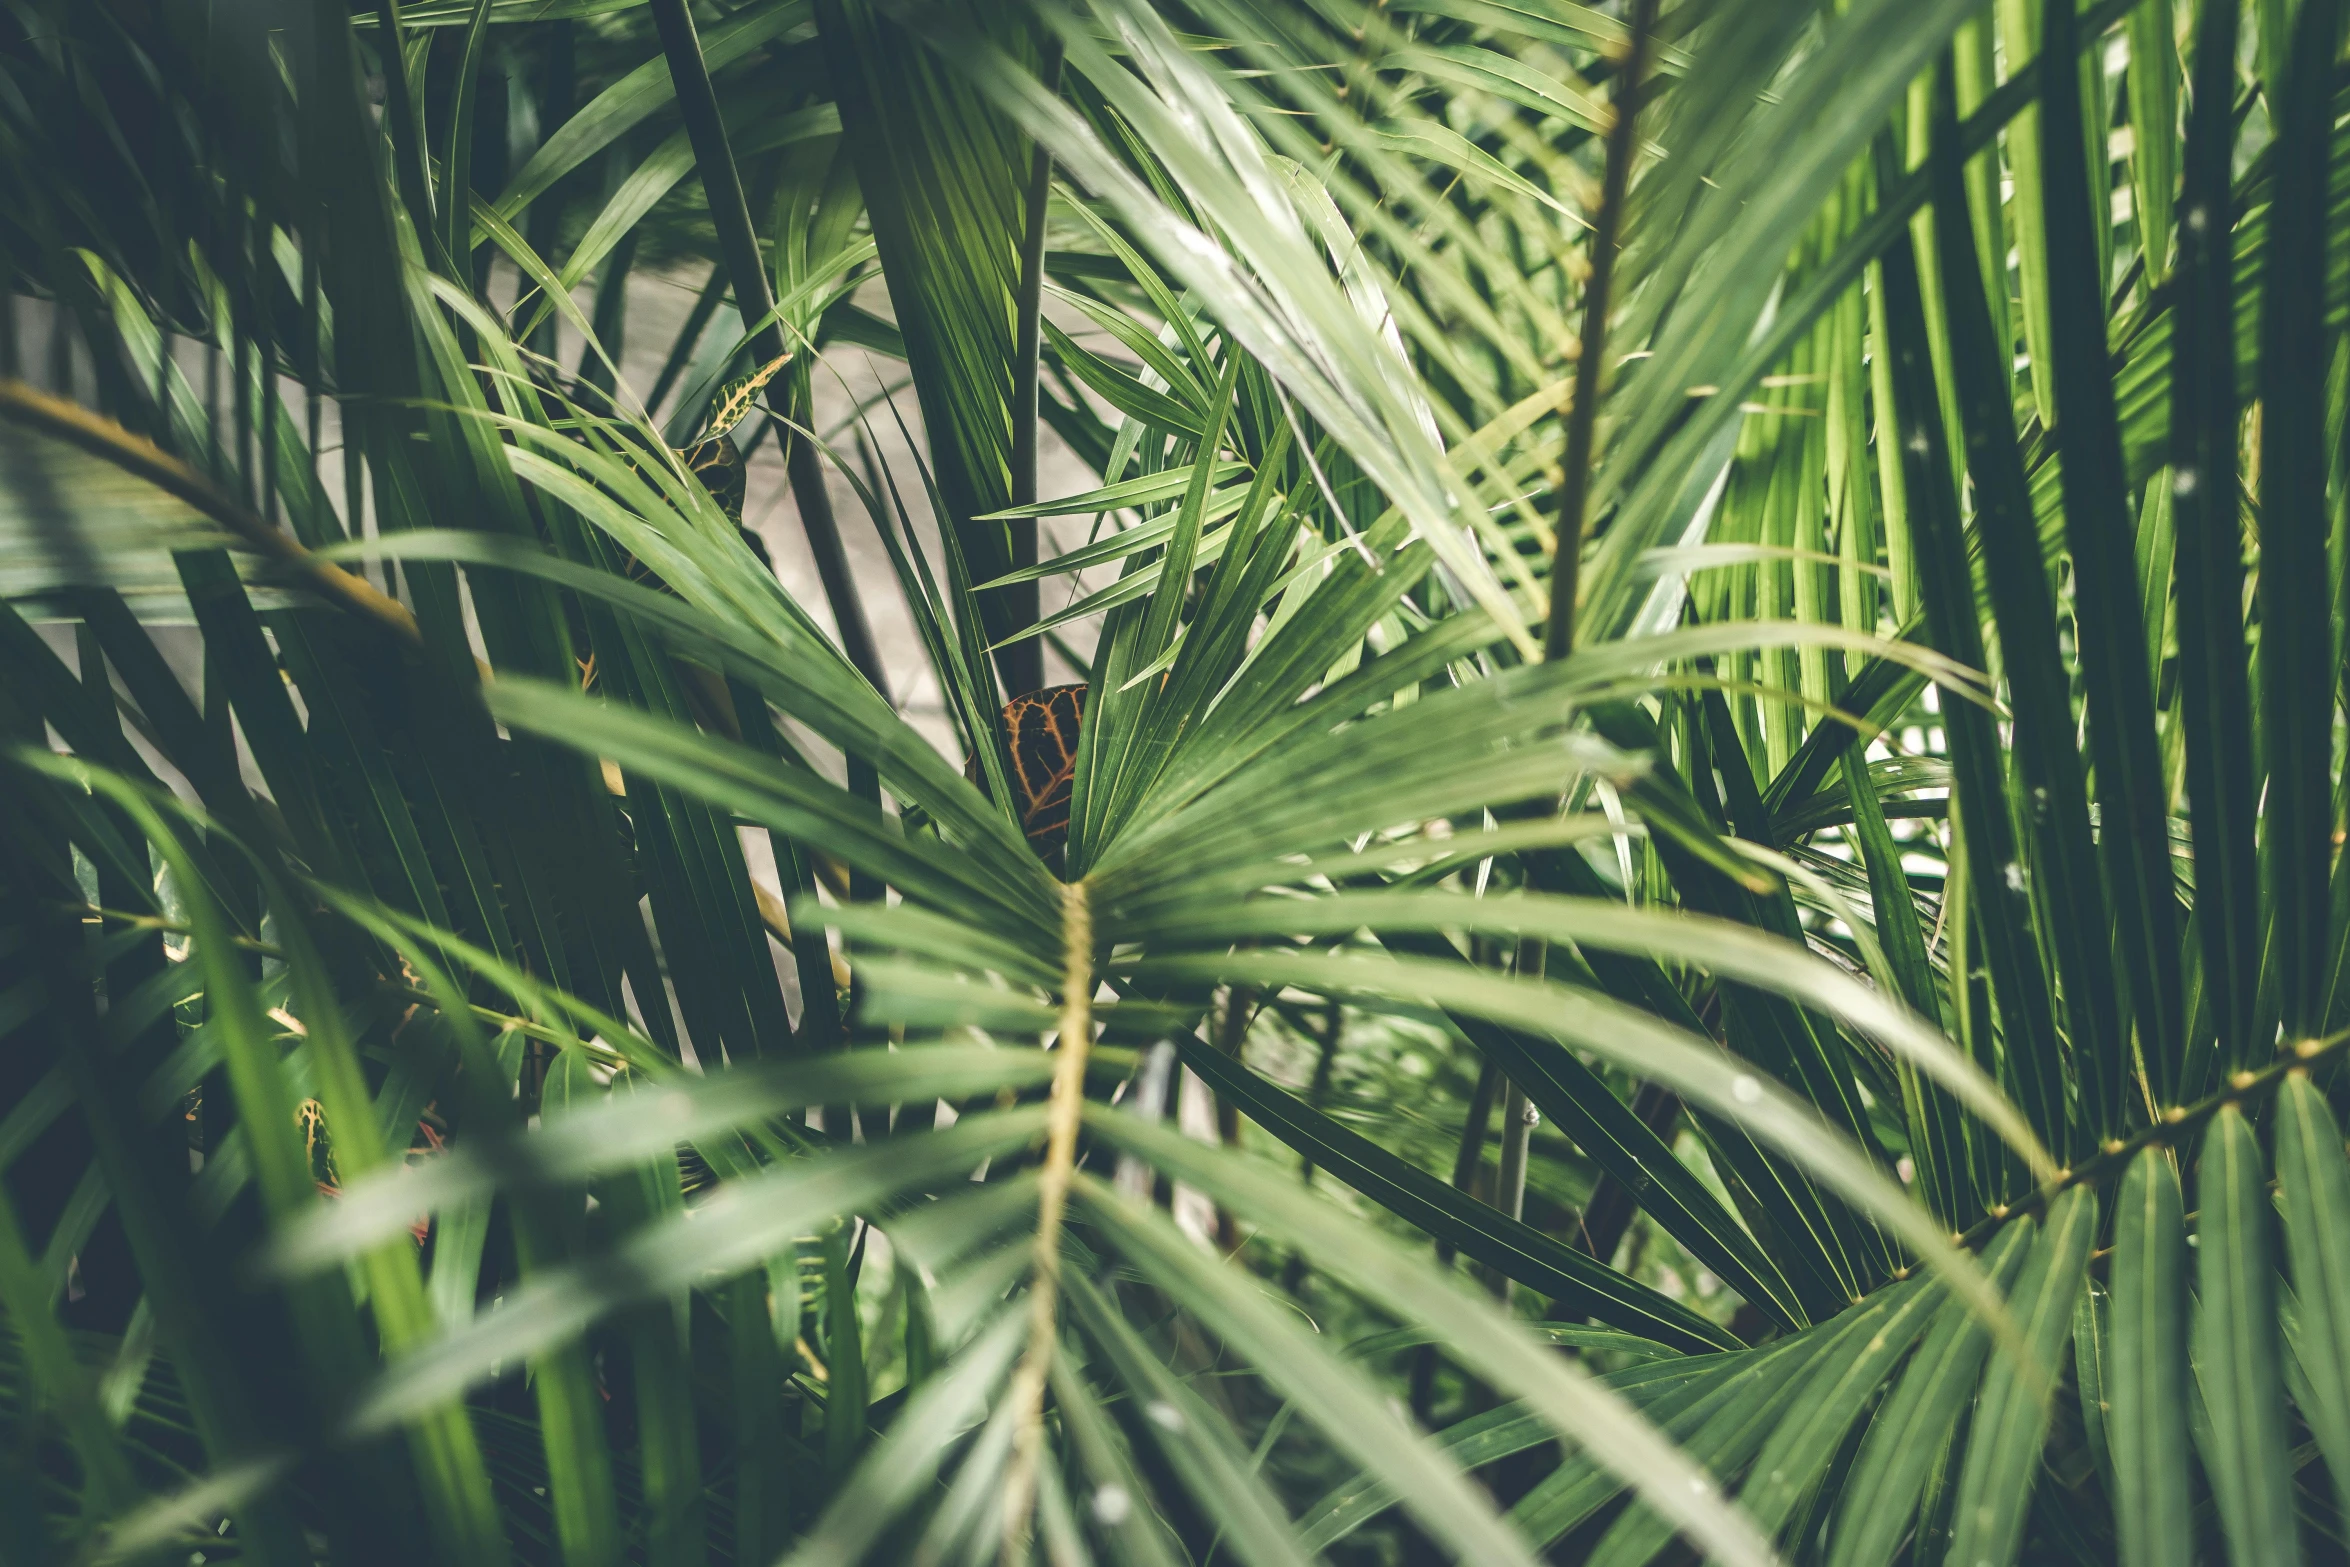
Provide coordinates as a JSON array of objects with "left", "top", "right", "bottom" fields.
[
  {"left": 1543, "top": 0, "right": 1661, "bottom": 660},
  {"left": 1931, "top": 1025, "right": 2350, "bottom": 1261},
  {"left": 1002, "top": 877, "right": 1094, "bottom": 1560},
  {"left": 1001, "top": 40, "right": 1065, "bottom": 700}
]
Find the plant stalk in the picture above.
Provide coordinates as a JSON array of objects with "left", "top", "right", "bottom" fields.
[
  {"left": 647, "top": 0, "right": 886, "bottom": 694},
  {"left": 1002, "top": 879, "right": 1093, "bottom": 1561},
  {"left": 1523, "top": 0, "right": 1659, "bottom": 1300},
  {"left": 786, "top": 426, "right": 891, "bottom": 698},
  {"left": 1488, "top": 931, "right": 1550, "bottom": 1300},
  {"left": 1002, "top": 42, "right": 1064, "bottom": 698},
  {"left": 1414, "top": 1057, "right": 1500, "bottom": 1416},
  {"left": 645, "top": 0, "right": 777, "bottom": 371},
  {"left": 1492, "top": 1084, "right": 1534, "bottom": 1303},
  {"left": 1569, "top": 1082, "right": 1682, "bottom": 1266},
  {"left": 1440, "top": 1058, "right": 1504, "bottom": 1270},
  {"left": 1544, "top": 0, "right": 1661, "bottom": 660},
  {"left": 1211, "top": 983, "right": 1255, "bottom": 1253},
  {"left": 1942, "top": 1025, "right": 2350, "bottom": 1256}
]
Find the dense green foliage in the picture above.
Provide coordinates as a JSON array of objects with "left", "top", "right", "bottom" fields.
[{"left": 3, "top": 0, "right": 2350, "bottom": 1561}]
